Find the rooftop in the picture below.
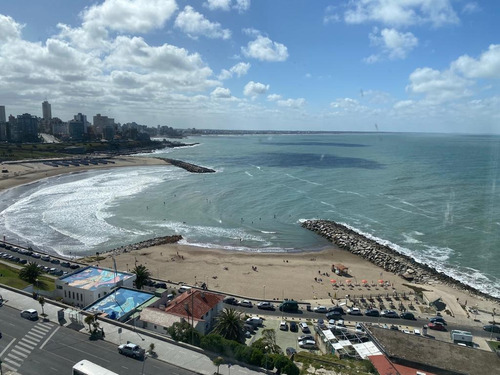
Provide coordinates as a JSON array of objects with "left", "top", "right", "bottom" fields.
[
  {"left": 85, "top": 287, "right": 154, "bottom": 320},
  {"left": 60, "top": 266, "right": 134, "bottom": 291},
  {"left": 164, "top": 290, "right": 224, "bottom": 321}
]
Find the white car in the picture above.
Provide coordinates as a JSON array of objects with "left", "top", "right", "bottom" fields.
[
  {"left": 347, "top": 307, "right": 362, "bottom": 315},
  {"left": 239, "top": 300, "right": 253, "bottom": 308},
  {"left": 313, "top": 306, "right": 328, "bottom": 313},
  {"left": 298, "top": 340, "right": 317, "bottom": 349},
  {"left": 279, "top": 321, "right": 289, "bottom": 331}
]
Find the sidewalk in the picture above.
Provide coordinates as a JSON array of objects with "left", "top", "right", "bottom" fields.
[{"left": 0, "top": 286, "right": 261, "bottom": 375}]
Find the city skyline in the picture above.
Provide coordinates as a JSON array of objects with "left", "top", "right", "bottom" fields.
[{"left": 0, "top": 1, "right": 499, "bottom": 133}]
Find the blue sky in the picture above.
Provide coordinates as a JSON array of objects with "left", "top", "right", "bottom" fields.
[{"left": 0, "top": 0, "right": 499, "bottom": 133}]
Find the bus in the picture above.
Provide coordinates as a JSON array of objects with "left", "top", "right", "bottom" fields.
[{"left": 72, "top": 360, "right": 118, "bottom": 375}]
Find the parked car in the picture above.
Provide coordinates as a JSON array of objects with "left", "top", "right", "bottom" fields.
[
  {"left": 41, "top": 255, "right": 50, "bottom": 261},
  {"left": 239, "top": 300, "right": 253, "bottom": 308},
  {"left": 400, "top": 312, "right": 416, "bottom": 320},
  {"left": 483, "top": 325, "right": 500, "bottom": 333},
  {"left": 430, "top": 317, "right": 447, "bottom": 325},
  {"left": 279, "top": 321, "right": 289, "bottom": 331},
  {"left": 298, "top": 334, "right": 315, "bottom": 342},
  {"left": 298, "top": 340, "right": 317, "bottom": 349},
  {"left": 69, "top": 264, "right": 80, "bottom": 269},
  {"left": 347, "top": 307, "right": 362, "bottom": 315},
  {"left": 50, "top": 259, "right": 60, "bottom": 264},
  {"left": 313, "top": 306, "right": 328, "bottom": 313},
  {"left": 326, "top": 311, "right": 343, "bottom": 319},
  {"left": 327, "top": 306, "right": 345, "bottom": 314},
  {"left": 60, "top": 262, "right": 70, "bottom": 267},
  {"left": 19, "top": 259, "right": 27, "bottom": 264},
  {"left": 246, "top": 317, "right": 263, "bottom": 327},
  {"left": 428, "top": 322, "right": 446, "bottom": 331},
  {"left": 290, "top": 322, "right": 298, "bottom": 332},
  {"left": 118, "top": 343, "right": 145, "bottom": 359},
  {"left": 299, "top": 322, "right": 310, "bottom": 333},
  {"left": 31, "top": 253, "right": 41, "bottom": 259},
  {"left": 223, "top": 296, "right": 238, "bottom": 305},
  {"left": 381, "top": 310, "right": 399, "bottom": 318},
  {"left": 20, "top": 309, "right": 38, "bottom": 320},
  {"left": 257, "top": 302, "right": 274, "bottom": 310}
]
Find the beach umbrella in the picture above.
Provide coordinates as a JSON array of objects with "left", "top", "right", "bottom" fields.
[
  {"left": 362, "top": 279, "right": 368, "bottom": 284},
  {"left": 346, "top": 279, "right": 352, "bottom": 284},
  {"left": 378, "top": 279, "right": 384, "bottom": 284}
]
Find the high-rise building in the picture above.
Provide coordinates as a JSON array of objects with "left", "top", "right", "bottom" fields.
[
  {"left": 11, "top": 113, "right": 39, "bottom": 142},
  {"left": 42, "top": 100, "right": 52, "bottom": 121},
  {"left": 0, "top": 105, "right": 6, "bottom": 123}
]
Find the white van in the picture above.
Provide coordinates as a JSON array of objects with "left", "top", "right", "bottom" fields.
[
  {"left": 20, "top": 309, "right": 38, "bottom": 320},
  {"left": 178, "top": 285, "right": 192, "bottom": 293},
  {"left": 246, "top": 317, "right": 263, "bottom": 327}
]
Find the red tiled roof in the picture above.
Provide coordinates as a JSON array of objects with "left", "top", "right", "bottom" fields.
[
  {"left": 164, "top": 290, "right": 224, "bottom": 321},
  {"left": 368, "top": 355, "right": 436, "bottom": 375}
]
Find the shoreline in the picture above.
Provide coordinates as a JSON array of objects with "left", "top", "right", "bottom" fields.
[{"left": 1, "top": 154, "right": 499, "bottom": 315}]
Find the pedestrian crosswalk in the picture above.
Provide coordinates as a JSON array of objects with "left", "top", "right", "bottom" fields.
[{"left": 2, "top": 321, "right": 54, "bottom": 372}]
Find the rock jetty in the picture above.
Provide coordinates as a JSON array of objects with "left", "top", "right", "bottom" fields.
[
  {"left": 302, "top": 219, "right": 499, "bottom": 303},
  {"left": 108, "top": 235, "right": 183, "bottom": 254},
  {"left": 159, "top": 158, "right": 215, "bottom": 173}
]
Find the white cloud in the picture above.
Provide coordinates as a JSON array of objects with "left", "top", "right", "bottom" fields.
[
  {"left": 462, "top": 2, "right": 480, "bottom": 14},
  {"left": 243, "top": 81, "right": 269, "bottom": 97},
  {"left": 0, "top": 14, "right": 23, "bottom": 42},
  {"left": 83, "top": 0, "right": 177, "bottom": 33},
  {"left": 344, "top": 0, "right": 459, "bottom": 27},
  {"left": 330, "top": 98, "right": 362, "bottom": 109},
  {"left": 204, "top": 0, "right": 250, "bottom": 13},
  {"left": 406, "top": 67, "right": 473, "bottom": 102},
  {"left": 242, "top": 35, "right": 288, "bottom": 62},
  {"left": 451, "top": 44, "right": 500, "bottom": 79},
  {"left": 204, "top": 0, "right": 231, "bottom": 11},
  {"left": 211, "top": 87, "right": 232, "bottom": 98},
  {"left": 175, "top": 6, "right": 231, "bottom": 40},
  {"left": 218, "top": 62, "right": 251, "bottom": 80},
  {"left": 267, "top": 94, "right": 282, "bottom": 101},
  {"left": 234, "top": 0, "right": 251, "bottom": 13},
  {"left": 367, "top": 27, "right": 418, "bottom": 62},
  {"left": 324, "top": 5, "right": 341, "bottom": 24},
  {"left": 277, "top": 98, "right": 306, "bottom": 108}
]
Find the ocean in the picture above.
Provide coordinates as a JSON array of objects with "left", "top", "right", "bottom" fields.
[{"left": 1, "top": 133, "right": 499, "bottom": 297}]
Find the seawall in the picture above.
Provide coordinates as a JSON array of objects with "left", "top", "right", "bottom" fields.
[
  {"left": 301, "top": 219, "right": 499, "bottom": 303},
  {"left": 158, "top": 158, "right": 215, "bottom": 173}
]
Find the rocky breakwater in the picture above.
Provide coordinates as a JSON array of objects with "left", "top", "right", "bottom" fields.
[
  {"left": 159, "top": 158, "right": 215, "bottom": 173},
  {"left": 109, "top": 235, "right": 183, "bottom": 254},
  {"left": 302, "top": 219, "right": 499, "bottom": 303}
]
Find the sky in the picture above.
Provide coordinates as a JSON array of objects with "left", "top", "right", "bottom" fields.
[{"left": 0, "top": 0, "right": 499, "bottom": 133}]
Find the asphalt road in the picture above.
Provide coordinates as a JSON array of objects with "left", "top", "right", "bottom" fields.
[{"left": 0, "top": 305, "right": 197, "bottom": 375}]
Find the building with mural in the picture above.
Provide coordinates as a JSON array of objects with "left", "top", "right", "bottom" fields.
[{"left": 55, "top": 266, "right": 136, "bottom": 308}]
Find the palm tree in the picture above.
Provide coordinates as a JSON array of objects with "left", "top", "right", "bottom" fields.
[
  {"left": 84, "top": 314, "right": 95, "bottom": 332},
  {"left": 212, "top": 308, "right": 245, "bottom": 343},
  {"left": 132, "top": 264, "right": 151, "bottom": 290},
  {"left": 38, "top": 296, "right": 46, "bottom": 316},
  {"left": 213, "top": 356, "right": 224, "bottom": 374},
  {"left": 19, "top": 262, "right": 42, "bottom": 284}
]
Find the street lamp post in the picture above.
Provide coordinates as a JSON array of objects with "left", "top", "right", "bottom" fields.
[
  {"left": 263, "top": 285, "right": 266, "bottom": 300},
  {"left": 264, "top": 346, "right": 269, "bottom": 374}
]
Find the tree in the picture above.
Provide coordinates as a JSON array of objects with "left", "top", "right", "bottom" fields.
[
  {"left": 254, "top": 329, "right": 282, "bottom": 354},
  {"left": 38, "top": 296, "right": 46, "bottom": 316},
  {"left": 212, "top": 308, "right": 245, "bottom": 343},
  {"left": 132, "top": 264, "right": 151, "bottom": 290},
  {"left": 84, "top": 314, "right": 95, "bottom": 332},
  {"left": 167, "top": 321, "right": 201, "bottom": 346},
  {"left": 19, "top": 262, "right": 42, "bottom": 284},
  {"left": 213, "top": 356, "right": 224, "bottom": 374}
]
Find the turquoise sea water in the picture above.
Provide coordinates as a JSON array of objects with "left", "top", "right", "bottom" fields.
[{"left": 1, "top": 133, "right": 499, "bottom": 297}]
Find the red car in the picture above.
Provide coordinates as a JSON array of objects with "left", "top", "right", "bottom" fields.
[{"left": 428, "top": 322, "right": 446, "bottom": 331}]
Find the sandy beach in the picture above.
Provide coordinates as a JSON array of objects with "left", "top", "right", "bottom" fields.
[
  {"left": 0, "top": 155, "right": 168, "bottom": 192},
  {"left": 1, "top": 155, "right": 498, "bottom": 321}
]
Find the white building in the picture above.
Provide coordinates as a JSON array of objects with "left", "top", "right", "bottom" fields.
[{"left": 55, "top": 266, "right": 136, "bottom": 308}]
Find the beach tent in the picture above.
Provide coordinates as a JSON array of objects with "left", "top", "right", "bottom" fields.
[{"left": 331, "top": 263, "right": 349, "bottom": 276}]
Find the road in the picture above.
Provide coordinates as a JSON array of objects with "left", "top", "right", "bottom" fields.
[{"left": 0, "top": 305, "right": 197, "bottom": 375}]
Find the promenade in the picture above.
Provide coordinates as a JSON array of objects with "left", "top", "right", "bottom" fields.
[{"left": 0, "top": 286, "right": 261, "bottom": 375}]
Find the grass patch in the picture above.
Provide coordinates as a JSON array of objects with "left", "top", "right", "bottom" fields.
[
  {"left": 0, "top": 263, "right": 55, "bottom": 291},
  {"left": 487, "top": 341, "right": 500, "bottom": 351}
]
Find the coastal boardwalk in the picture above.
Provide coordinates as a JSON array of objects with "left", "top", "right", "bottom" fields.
[{"left": 0, "top": 286, "right": 260, "bottom": 375}]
